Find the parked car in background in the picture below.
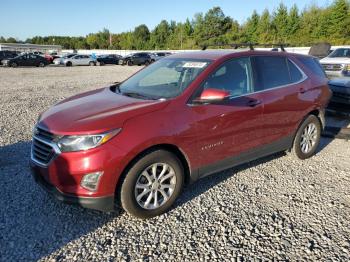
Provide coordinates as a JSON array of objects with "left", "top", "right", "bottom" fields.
[
  {"left": 0, "top": 50, "right": 18, "bottom": 65},
  {"left": 120, "top": 52, "right": 152, "bottom": 66},
  {"left": 97, "top": 54, "right": 122, "bottom": 65},
  {"left": 2, "top": 53, "right": 49, "bottom": 67},
  {"left": 320, "top": 48, "right": 350, "bottom": 77},
  {"left": 31, "top": 49, "right": 331, "bottom": 218},
  {"left": 328, "top": 78, "right": 350, "bottom": 105},
  {"left": 44, "top": 53, "right": 61, "bottom": 64},
  {"left": 150, "top": 52, "right": 172, "bottom": 62},
  {"left": 62, "top": 54, "right": 96, "bottom": 66},
  {"left": 53, "top": 54, "right": 76, "bottom": 65}
]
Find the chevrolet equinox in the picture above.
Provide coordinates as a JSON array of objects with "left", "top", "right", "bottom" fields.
[{"left": 31, "top": 50, "right": 331, "bottom": 218}]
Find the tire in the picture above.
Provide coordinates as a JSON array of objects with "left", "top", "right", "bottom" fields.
[
  {"left": 145, "top": 60, "right": 150, "bottom": 66},
  {"left": 66, "top": 61, "right": 72, "bottom": 67},
  {"left": 39, "top": 62, "right": 45, "bottom": 67},
  {"left": 11, "top": 62, "right": 18, "bottom": 68},
  {"left": 127, "top": 60, "right": 133, "bottom": 66},
  {"left": 89, "top": 61, "right": 95, "bottom": 66},
  {"left": 99, "top": 61, "right": 105, "bottom": 66},
  {"left": 291, "top": 115, "right": 321, "bottom": 160},
  {"left": 120, "top": 150, "right": 184, "bottom": 219}
]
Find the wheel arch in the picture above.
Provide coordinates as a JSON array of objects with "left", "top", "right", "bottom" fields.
[
  {"left": 308, "top": 108, "right": 325, "bottom": 129},
  {"left": 289, "top": 108, "right": 324, "bottom": 152},
  {"left": 115, "top": 143, "right": 192, "bottom": 197}
]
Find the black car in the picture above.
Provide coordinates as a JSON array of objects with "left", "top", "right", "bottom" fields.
[
  {"left": 0, "top": 50, "right": 19, "bottom": 65},
  {"left": 97, "top": 54, "right": 122, "bottom": 65},
  {"left": 120, "top": 52, "right": 152, "bottom": 66},
  {"left": 3, "top": 53, "right": 49, "bottom": 67},
  {"left": 328, "top": 78, "right": 350, "bottom": 105}
]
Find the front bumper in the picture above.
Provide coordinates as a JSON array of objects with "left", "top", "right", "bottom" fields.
[
  {"left": 325, "top": 70, "right": 350, "bottom": 78},
  {"left": 31, "top": 164, "right": 115, "bottom": 212}
]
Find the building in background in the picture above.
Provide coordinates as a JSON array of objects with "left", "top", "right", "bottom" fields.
[{"left": 0, "top": 43, "right": 62, "bottom": 53}]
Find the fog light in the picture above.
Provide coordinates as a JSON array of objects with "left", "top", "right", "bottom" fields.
[{"left": 81, "top": 172, "right": 103, "bottom": 191}]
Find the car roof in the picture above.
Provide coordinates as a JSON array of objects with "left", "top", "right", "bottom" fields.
[{"left": 169, "top": 50, "right": 311, "bottom": 61}]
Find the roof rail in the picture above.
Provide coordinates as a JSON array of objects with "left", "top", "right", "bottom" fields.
[{"left": 201, "top": 43, "right": 289, "bottom": 52}]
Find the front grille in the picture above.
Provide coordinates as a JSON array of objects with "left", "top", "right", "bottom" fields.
[
  {"left": 35, "top": 126, "right": 55, "bottom": 141},
  {"left": 333, "top": 91, "right": 350, "bottom": 99},
  {"left": 322, "top": 64, "right": 343, "bottom": 71},
  {"left": 32, "top": 138, "right": 55, "bottom": 165}
]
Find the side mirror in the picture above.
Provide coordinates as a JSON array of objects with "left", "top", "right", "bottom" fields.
[{"left": 194, "top": 88, "right": 230, "bottom": 104}]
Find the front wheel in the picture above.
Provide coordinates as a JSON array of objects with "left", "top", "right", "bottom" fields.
[
  {"left": 127, "top": 60, "right": 133, "bottom": 66},
  {"left": 145, "top": 60, "right": 150, "bottom": 66},
  {"left": 120, "top": 150, "right": 184, "bottom": 219},
  {"left": 89, "top": 61, "right": 95, "bottom": 66},
  {"left": 39, "top": 62, "right": 45, "bottom": 67},
  {"left": 11, "top": 62, "right": 18, "bottom": 68},
  {"left": 291, "top": 115, "right": 321, "bottom": 160}
]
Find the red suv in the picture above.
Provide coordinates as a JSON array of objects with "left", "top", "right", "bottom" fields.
[{"left": 31, "top": 50, "right": 331, "bottom": 218}]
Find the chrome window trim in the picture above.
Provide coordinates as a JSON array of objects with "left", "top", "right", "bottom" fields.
[{"left": 188, "top": 56, "right": 309, "bottom": 105}]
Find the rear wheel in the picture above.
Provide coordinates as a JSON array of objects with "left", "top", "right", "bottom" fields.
[
  {"left": 145, "top": 60, "right": 150, "bottom": 66},
  {"left": 66, "top": 61, "right": 72, "bottom": 67},
  {"left": 11, "top": 62, "right": 18, "bottom": 68},
  {"left": 120, "top": 150, "right": 184, "bottom": 219},
  {"left": 89, "top": 61, "right": 95, "bottom": 66},
  {"left": 127, "top": 60, "right": 133, "bottom": 66},
  {"left": 291, "top": 115, "right": 321, "bottom": 159},
  {"left": 99, "top": 61, "right": 105, "bottom": 66},
  {"left": 39, "top": 62, "right": 45, "bottom": 67}
]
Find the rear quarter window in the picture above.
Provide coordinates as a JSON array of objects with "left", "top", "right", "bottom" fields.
[
  {"left": 297, "top": 56, "right": 326, "bottom": 78},
  {"left": 288, "top": 60, "right": 304, "bottom": 82}
]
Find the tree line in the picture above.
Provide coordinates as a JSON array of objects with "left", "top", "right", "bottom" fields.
[{"left": 1, "top": 0, "right": 349, "bottom": 50}]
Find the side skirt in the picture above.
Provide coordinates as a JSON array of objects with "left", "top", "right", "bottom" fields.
[{"left": 195, "top": 135, "right": 293, "bottom": 180}]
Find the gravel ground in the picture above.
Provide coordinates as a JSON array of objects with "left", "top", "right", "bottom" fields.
[{"left": 0, "top": 65, "right": 350, "bottom": 261}]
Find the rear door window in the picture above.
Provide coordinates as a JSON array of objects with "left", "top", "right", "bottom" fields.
[{"left": 253, "top": 56, "right": 291, "bottom": 91}]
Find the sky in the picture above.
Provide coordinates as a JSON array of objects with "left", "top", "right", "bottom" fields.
[{"left": 1, "top": 0, "right": 331, "bottom": 40}]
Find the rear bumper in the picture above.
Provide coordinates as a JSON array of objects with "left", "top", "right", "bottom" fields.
[{"left": 31, "top": 164, "right": 115, "bottom": 212}]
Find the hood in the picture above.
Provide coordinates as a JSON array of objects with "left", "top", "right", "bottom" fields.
[
  {"left": 320, "top": 57, "right": 350, "bottom": 64},
  {"left": 329, "top": 78, "right": 350, "bottom": 88},
  {"left": 308, "top": 42, "right": 331, "bottom": 58},
  {"left": 39, "top": 87, "right": 169, "bottom": 135}
]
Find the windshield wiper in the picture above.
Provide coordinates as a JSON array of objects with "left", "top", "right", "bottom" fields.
[{"left": 122, "top": 92, "right": 157, "bottom": 100}]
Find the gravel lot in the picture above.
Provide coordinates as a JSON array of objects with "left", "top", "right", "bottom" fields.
[{"left": 0, "top": 65, "right": 350, "bottom": 261}]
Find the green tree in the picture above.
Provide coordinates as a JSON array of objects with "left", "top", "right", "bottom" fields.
[
  {"left": 329, "top": 0, "right": 350, "bottom": 42},
  {"left": 287, "top": 4, "right": 300, "bottom": 43},
  {"left": 193, "top": 7, "right": 232, "bottom": 46},
  {"left": 242, "top": 10, "right": 260, "bottom": 43},
  {"left": 133, "top": 24, "right": 150, "bottom": 49},
  {"left": 150, "top": 20, "right": 171, "bottom": 49},
  {"left": 256, "top": 9, "right": 273, "bottom": 43},
  {"left": 272, "top": 3, "right": 289, "bottom": 42}
]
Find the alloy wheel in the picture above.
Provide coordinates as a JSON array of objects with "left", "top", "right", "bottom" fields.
[
  {"left": 300, "top": 123, "right": 318, "bottom": 154},
  {"left": 134, "top": 163, "right": 176, "bottom": 210}
]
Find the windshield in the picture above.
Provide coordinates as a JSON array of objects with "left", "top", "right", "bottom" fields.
[
  {"left": 328, "top": 48, "right": 350, "bottom": 58},
  {"left": 119, "top": 58, "right": 211, "bottom": 99}
]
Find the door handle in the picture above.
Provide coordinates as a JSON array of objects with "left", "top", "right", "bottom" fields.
[{"left": 247, "top": 99, "right": 262, "bottom": 107}]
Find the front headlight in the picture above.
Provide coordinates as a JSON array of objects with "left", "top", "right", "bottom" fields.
[{"left": 57, "top": 129, "right": 121, "bottom": 152}]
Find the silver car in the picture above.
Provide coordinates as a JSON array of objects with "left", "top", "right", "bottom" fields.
[{"left": 62, "top": 54, "right": 96, "bottom": 66}]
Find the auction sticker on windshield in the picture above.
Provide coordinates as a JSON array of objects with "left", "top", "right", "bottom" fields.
[{"left": 182, "top": 62, "right": 208, "bottom": 68}]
